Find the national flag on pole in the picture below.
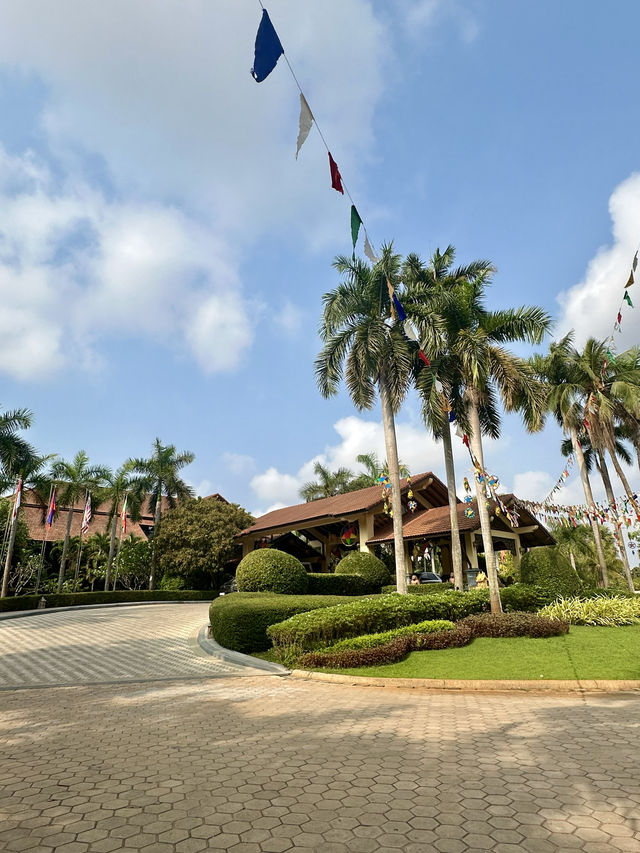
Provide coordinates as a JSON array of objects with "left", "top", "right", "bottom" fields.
[
  {"left": 81, "top": 492, "right": 92, "bottom": 534},
  {"left": 328, "top": 152, "right": 344, "bottom": 193},
  {"left": 121, "top": 495, "right": 128, "bottom": 535},
  {"left": 295, "top": 93, "right": 314, "bottom": 159},
  {"left": 46, "top": 488, "right": 56, "bottom": 528},
  {"left": 251, "top": 9, "right": 284, "bottom": 82},
  {"left": 12, "top": 477, "right": 22, "bottom": 521}
]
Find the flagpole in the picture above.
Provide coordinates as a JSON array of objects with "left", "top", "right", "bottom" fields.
[
  {"left": 36, "top": 485, "right": 55, "bottom": 595},
  {"left": 1, "top": 478, "right": 21, "bottom": 598},
  {"left": 112, "top": 494, "right": 127, "bottom": 591}
]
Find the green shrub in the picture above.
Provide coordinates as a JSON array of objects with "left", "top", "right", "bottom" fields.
[
  {"left": 334, "top": 551, "right": 390, "bottom": 588},
  {"left": 539, "top": 595, "right": 640, "bottom": 626},
  {"left": 236, "top": 549, "right": 309, "bottom": 595},
  {"left": 520, "top": 547, "right": 583, "bottom": 599},
  {"left": 499, "top": 584, "right": 551, "bottom": 611},
  {"left": 208, "top": 593, "right": 357, "bottom": 653},
  {"left": 307, "top": 573, "right": 375, "bottom": 596},
  {"left": 459, "top": 612, "right": 569, "bottom": 638},
  {"left": 382, "top": 582, "right": 455, "bottom": 594},
  {"left": 0, "top": 589, "right": 214, "bottom": 613},
  {"left": 323, "top": 619, "right": 455, "bottom": 651},
  {"left": 300, "top": 624, "right": 474, "bottom": 669}
]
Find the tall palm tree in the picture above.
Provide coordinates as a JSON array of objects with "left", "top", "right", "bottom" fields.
[
  {"left": 532, "top": 335, "right": 610, "bottom": 586},
  {"left": 0, "top": 406, "right": 37, "bottom": 482},
  {"left": 129, "top": 439, "right": 195, "bottom": 590},
  {"left": 98, "top": 464, "right": 144, "bottom": 591},
  {"left": 299, "top": 461, "right": 355, "bottom": 502},
  {"left": 348, "top": 452, "right": 410, "bottom": 491},
  {"left": 315, "top": 245, "right": 444, "bottom": 593},
  {"left": 407, "top": 249, "right": 550, "bottom": 612},
  {"left": 608, "top": 346, "right": 640, "bottom": 470},
  {"left": 1, "top": 453, "right": 54, "bottom": 598},
  {"left": 403, "top": 246, "right": 496, "bottom": 591},
  {"left": 51, "top": 451, "right": 109, "bottom": 592}
]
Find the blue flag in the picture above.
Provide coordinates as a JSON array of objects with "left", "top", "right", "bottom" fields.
[
  {"left": 392, "top": 293, "right": 407, "bottom": 322},
  {"left": 251, "top": 9, "right": 284, "bottom": 82}
]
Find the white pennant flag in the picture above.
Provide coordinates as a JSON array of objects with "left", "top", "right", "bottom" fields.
[
  {"left": 364, "top": 234, "right": 378, "bottom": 264},
  {"left": 403, "top": 319, "right": 419, "bottom": 342},
  {"left": 295, "top": 93, "right": 314, "bottom": 159}
]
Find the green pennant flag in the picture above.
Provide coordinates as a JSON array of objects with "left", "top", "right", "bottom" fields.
[
  {"left": 350, "top": 205, "right": 363, "bottom": 250},
  {"left": 624, "top": 290, "right": 634, "bottom": 307},
  {"left": 606, "top": 348, "right": 616, "bottom": 364}
]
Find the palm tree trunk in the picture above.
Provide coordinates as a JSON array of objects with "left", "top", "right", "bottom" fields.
[
  {"left": 58, "top": 507, "right": 74, "bottom": 593},
  {"left": 441, "top": 415, "right": 464, "bottom": 590},
  {"left": 379, "top": 372, "right": 407, "bottom": 594},
  {"left": 467, "top": 395, "right": 502, "bottom": 615},
  {"left": 148, "top": 484, "right": 162, "bottom": 591},
  {"left": 569, "top": 426, "right": 609, "bottom": 587},
  {"left": 104, "top": 512, "right": 118, "bottom": 591},
  {"left": 1, "top": 510, "right": 18, "bottom": 598},
  {"left": 603, "top": 431, "right": 639, "bottom": 513},
  {"left": 597, "top": 450, "right": 635, "bottom": 593},
  {"left": 113, "top": 532, "right": 124, "bottom": 591}
]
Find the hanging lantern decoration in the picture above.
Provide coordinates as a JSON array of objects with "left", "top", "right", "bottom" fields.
[
  {"left": 408, "top": 499, "right": 418, "bottom": 512},
  {"left": 464, "top": 507, "right": 475, "bottom": 518},
  {"left": 340, "top": 524, "right": 358, "bottom": 547}
]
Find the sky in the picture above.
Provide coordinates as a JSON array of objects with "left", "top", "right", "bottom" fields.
[{"left": 0, "top": 0, "right": 638, "bottom": 516}]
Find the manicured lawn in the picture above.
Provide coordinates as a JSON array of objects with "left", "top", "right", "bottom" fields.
[{"left": 323, "top": 625, "right": 640, "bottom": 680}]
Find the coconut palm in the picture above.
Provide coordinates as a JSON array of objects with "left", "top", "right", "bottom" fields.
[
  {"left": 315, "top": 245, "right": 444, "bottom": 593},
  {"left": 532, "top": 335, "right": 610, "bottom": 586},
  {"left": 1, "top": 453, "right": 55, "bottom": 598},
  {"left": 98, "top": 464, "right": 144, "bottom": 591},
  {"left": 299, "top": 461, "right": 355, "bottom": 502},
  {"left": 406, "top": 248, "right": 550, "bottom": 611},
  {"left": 129, "top": 439, "right": 195, "bottom": 590},
  {"left": 348, "top": 452, "right": 410, "bottom": 491},
  {"left": 51, "top": 451, "right": 110, "bottom": 593},
  {"left": 0, "top": 406, "right": 37, "bottom": 483},
  {"left": 403, "top": 247, "right": 496, "bottom": 591}
]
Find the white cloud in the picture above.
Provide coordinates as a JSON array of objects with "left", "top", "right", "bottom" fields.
[
  {"left": 250, "top": 467, "right": 302, "bottom": 509},
  {"left": 0, "top": 146, "right": 253, "bottom": 379},
  {"left": 222, "top": 453, "right": 256, "bottom": 477},
  {"left": 557, "top": 172, "right": 640, "bottom": 350},
  {"left": 512, "top": 470, "right": 552, "bottom": 502},
  {"left": 399, "top": 0, "right": 480, "bottom": 44}
]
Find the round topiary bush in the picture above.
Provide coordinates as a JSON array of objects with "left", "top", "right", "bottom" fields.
[
  {"left": 520, "top": 546, "right": 583, "bottom": 600},
  {"left": 334, "top": 551, "right": 390, "bottom": 588},
  {"left": 236, "top": 548, "right": 309, "bottom": 595}
]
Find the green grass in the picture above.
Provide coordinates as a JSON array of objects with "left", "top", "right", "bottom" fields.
[
  {"left": 251, "top": 649, "right": 281, "bottom": 663},
  {"left": 324, "top": 625, "right": 640, "bottom": 680}
]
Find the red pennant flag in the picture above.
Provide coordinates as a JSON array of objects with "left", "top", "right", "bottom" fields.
[
  {"left": 462, "top": 434, "right": 470, "bottom": 448},
  {"left": 418, "top": 350, "right": 430, "bottom": 366},
  {"left": 617, "top": 311, "right": 622, "bottom": 324},
  {"left": 328, "top": 152, "right": 344, "bottom": 194}
]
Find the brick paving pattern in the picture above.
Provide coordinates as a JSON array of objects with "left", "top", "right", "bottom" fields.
[{"left": 1, "top": 607, "right": 639, "bottom": 852}]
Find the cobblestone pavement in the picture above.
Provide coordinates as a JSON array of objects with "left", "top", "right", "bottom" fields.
[
  {"left": 1, "top": 673, "right": 639, "bottom": 853},
  {"left": 0, "top": 604, "right": 263, "bottom": 687}
]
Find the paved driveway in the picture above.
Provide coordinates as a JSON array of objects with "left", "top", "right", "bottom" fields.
[
  {"left": 0, "top": 603, "right": 263, "bottom": 687},
  {"left": 0, "top": 606, "right": 639, "bottom": 853}
]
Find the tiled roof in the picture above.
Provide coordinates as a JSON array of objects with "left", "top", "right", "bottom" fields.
[{"left": 239, "top": 472, "right": 443, "bottom": 537}]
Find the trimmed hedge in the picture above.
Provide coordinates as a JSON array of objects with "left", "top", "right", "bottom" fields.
[
  {"left": 307, "top": 573, "right": 376, "bottom": 596},
  {"left": 208, "top": 593, "right": 358, "bottom": 654},
  {"left": 300, "top": 625, "right": 474, "bottom": 669},
  {"left": 0, "top": 589, "right": 215, "bottom": 613},
  {"left": 334, "top": 551, "right": 390, "bottom": 587},
  {"left": 459, "top": 612, "right": 569, "bottom": 638},
  {"left": 382, "top": 582, "right": 455, "bottom": 594},
  {"left": 520, "top": 546, "right": 583, "bottom": 599},
  {"left": 236, "top": 549, "right": 308, "bottom": 595},
  {"left": 539, "top": 595, "right": 640, "bottom": 626},
  {"left": 322, "top": 619, "right": 455, "bottom": 652}
]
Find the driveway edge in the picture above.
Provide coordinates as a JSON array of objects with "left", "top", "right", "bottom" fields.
[
  {"left": 195, "top": 627, "right": 290, "bottom": 675},
  {"left": 289, "top": 670, "right": 640, "bottom": 694}
]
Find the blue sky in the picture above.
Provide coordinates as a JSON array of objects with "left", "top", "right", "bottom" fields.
[{"left": 0, "top": 0, "right": 638, "bottom": 515}]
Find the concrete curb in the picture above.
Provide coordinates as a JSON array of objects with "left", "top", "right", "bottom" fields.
[
  {"left": 195, "top": 628, "right": 290, "bottom": 676},
  {"left": 289, "top": 669, "right": 640, "bottom": 694},
  {"left": 0, "top": 600, "right": 212, "bottom": 621}
]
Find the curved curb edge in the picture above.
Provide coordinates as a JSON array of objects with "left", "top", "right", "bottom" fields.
[{"left": 195, "top": 627, "right": 290, "bottom": 676}]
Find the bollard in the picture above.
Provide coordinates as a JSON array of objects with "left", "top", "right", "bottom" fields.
[{"left": 38, "top": 596, "right": 47, "bottom": 609}]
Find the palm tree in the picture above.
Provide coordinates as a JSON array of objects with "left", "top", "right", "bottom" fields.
[
  {"left": 84, "top": 533, "right": 111, "bottom": 590},
  {"left": 129, "top": 439, "right": 195, "bottom": 590},
  {"left": 0, "top": 406, "right": 37, "bottom": 481},
  {"left": 406, "top": 249, "right": 550, "bottom": 612},
  {"left": 403, "top": 247, "right": 496, "bottom": 591},
  {"left": 348, "top": 452, "right": 410, "bottom": 491},
  {"left": 608, "top": 345, "right": 640, "bottom": 470},
  {"left": 532, "top": 335, "right": 610, "bottom": 587},
  {"left": 51, "top": 451, "right": 109, "bottom": 592},
  {"left": 299, "top": 461, "right": 355, "bottom": 502},
  {"left": 1, "top": 453, "right": 54, "bottom": 598},
  {"left": 315, "top": 245, "right": 444, "bottom": 593},
  {"left": 98, "top": 464, "right": 144, "bottom": 591}
]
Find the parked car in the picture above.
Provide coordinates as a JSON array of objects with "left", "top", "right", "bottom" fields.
[
  {"left": 219, "top": 577, "right": 238, "bottom": 595},
  {"left": 417, "top": 571, "right": 443, "bottom": 584}
]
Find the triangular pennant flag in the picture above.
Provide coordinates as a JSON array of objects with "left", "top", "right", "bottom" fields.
[
  {"left": 403, "top": 319, "right": 419, "bottom": 342},
  {"left": 624, "top": 290, "right": 634, "bottom": 307},
  {"left": 448, "top": 411, "right": 456, "bottom": 423},
  {"left": 455, "top": 423, "right": 464, "bottom": 438},
  {"left": 251, "top": 9, "right": 284, "bottom": 82},
  {"left": 418, "top": 350, "right": 430, "bottom": 366},
  {"left": 634, "top": 251, "right": 638, "bottom": 272},
  {"left": 350, "top": 205, "right": 363, "bottom": 249},
  {"left": 295, "top": 93, "right": 314, "bottom": 159},
  {"left": 617, "top": 311, "right": 623, "bottom": 324},
  {"left": 434, "top": 379, "right": 444, "bottom": 393},
  {"left": 392, "top": 293, "right": 407, "bottom": 322},
  {"left": 386, "top": 276, "right": 395, "bottom": 317},
  {"left": 363, "top": 234, "right": 378, "bottom": 264},
  {"left": 328, "top": 152, "right": 344, "bottom": 194},
  {"left": 626, "top": 270, "right": 634, "bottom": 288}
]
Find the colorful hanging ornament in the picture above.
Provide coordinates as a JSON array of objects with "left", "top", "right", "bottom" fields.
[{"left": 340, "top": 524, "right": 358, "bottom": 547}]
